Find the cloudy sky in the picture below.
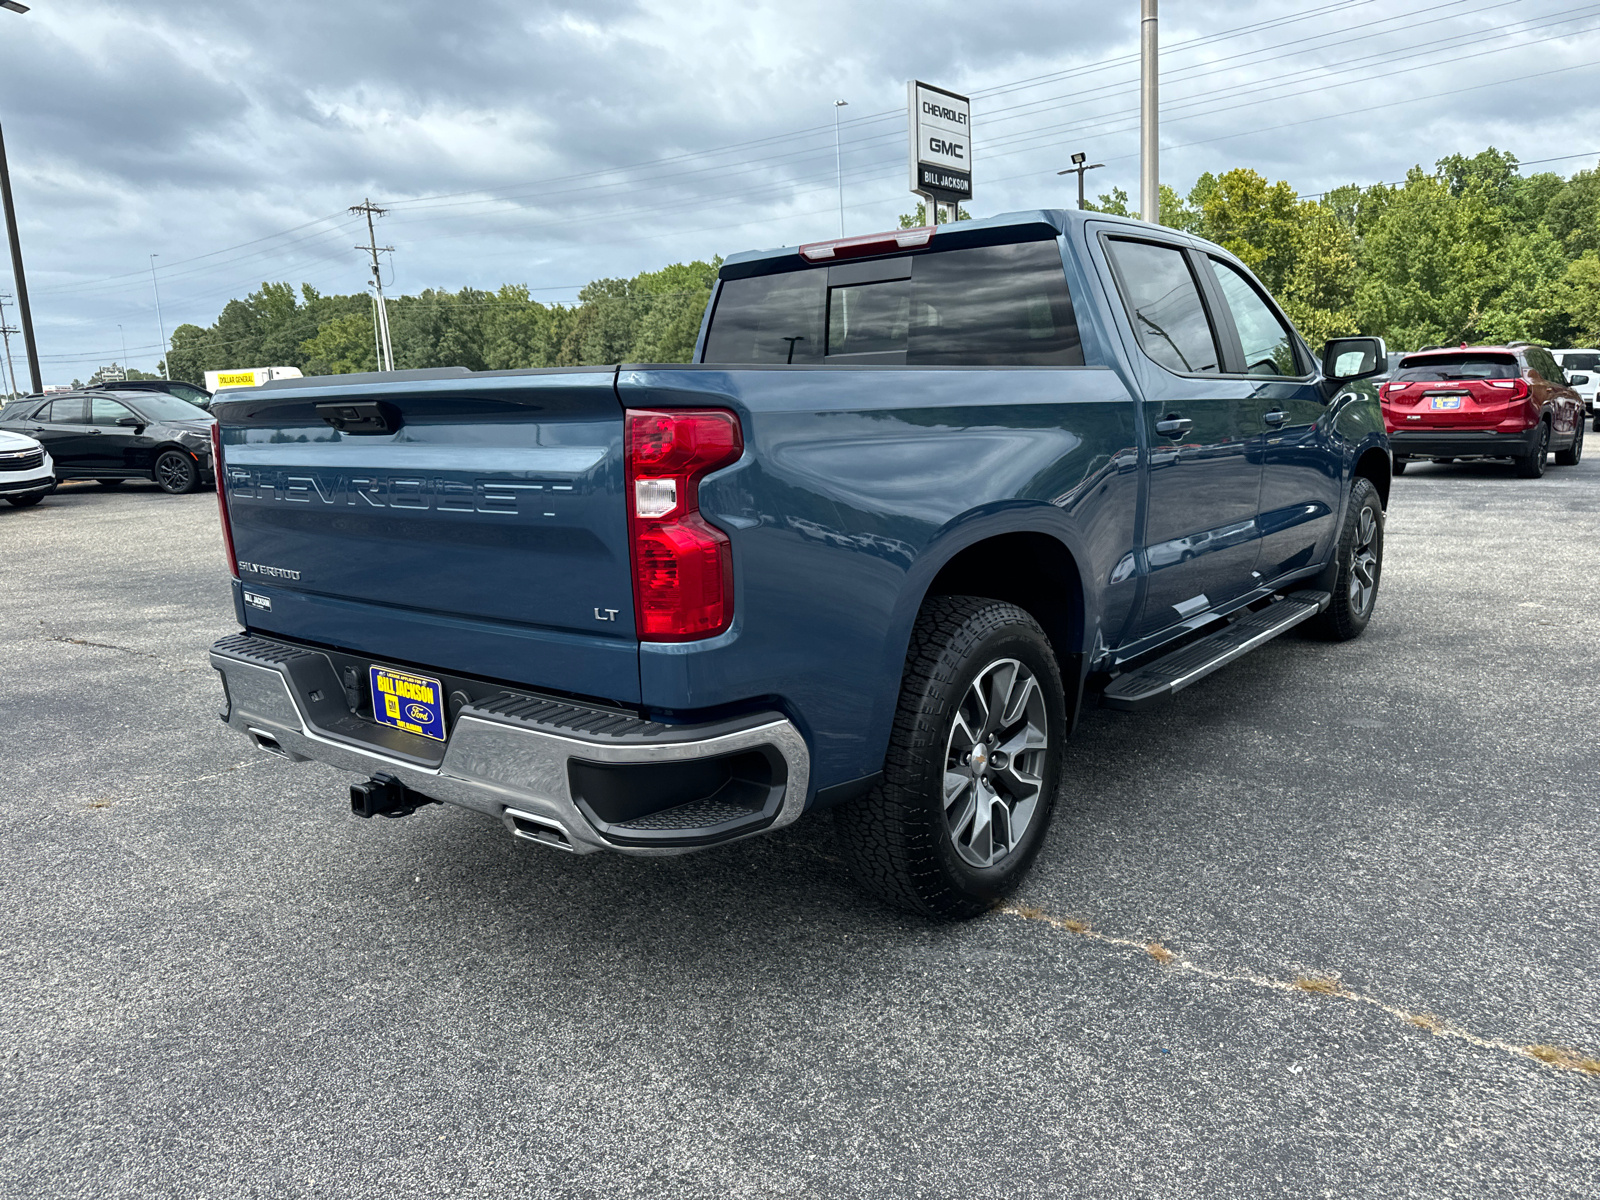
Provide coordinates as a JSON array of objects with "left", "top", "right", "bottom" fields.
[{"left": 1, "top": 0, "right": 1597, "bottom": 384}]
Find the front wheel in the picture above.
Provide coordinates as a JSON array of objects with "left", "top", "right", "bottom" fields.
[
  {"left": 154, "top": 451, "right": 200, "bottom": 494},
  {"left": 6, "top": 493, "right": 44, "bottom": 508},
  {"left": 836, "top": 596, "right": 1066, "bottom": 920},
  {"left": 1555, "top": 419, "right": 1584, "bottom": 466},
  {"left": 1307, "top": 476, "right": 1384, "bottom": 642},
  {"left": 1516, "top": 423, "right": 1550, "bottom": 478}
]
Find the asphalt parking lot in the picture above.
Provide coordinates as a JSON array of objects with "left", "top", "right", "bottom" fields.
[{"left": 2, "top": 465, "right": 1597, "bottom": 1198}]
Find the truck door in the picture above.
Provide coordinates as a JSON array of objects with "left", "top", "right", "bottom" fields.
[
  {"left": 1199, "top": 255, "right": 1341, "bottom": 582},
  {"left": 1098, "top": 234, "right": 1263, "bottom": 640}
]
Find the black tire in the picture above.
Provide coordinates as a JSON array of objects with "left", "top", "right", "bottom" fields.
[
  {"left": 1555, "top": 419, "right": 1584, "bottom": 467},
  {"left": 1515, "top": 422, "right": 1550, "bottom": 478},
  {"left": 836, "top": 596, "right": 1066, "bottom": 920},
  {"left": 1391, "top": 458, "right": 1408, "bottom": 476},
  {"left": 5, "top": 493, "right": 44, "bottom": 507},
  {"left": 1306, "top": 477, "right": 1384, "bottom": 642},
  {"left": 154, "top": 451, "right": 200, "bottom": 494},
  {"left": 96, "top": 479, "right": 125, "bottom": 488},
  {"left": 1592, "top": 413, "right": 1600, "bottom": 434}
]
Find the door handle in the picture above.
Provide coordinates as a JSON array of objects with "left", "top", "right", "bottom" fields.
[
  {"left": 1154, "top": 417, "right": 1193, "bottom": 438},
  {"left": 1263, "top": 410, "right": 1289, "bottom": 426}
]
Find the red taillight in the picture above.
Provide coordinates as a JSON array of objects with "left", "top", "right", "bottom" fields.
[
  {"left": 211, "top": 422, "right": 238, "bottom": 579},
  {"left": 799, "top": 225, "right": 934, "bottom": 262},
  {"left": 1485, "top": 379, "right": 1530, "bottom": 399},
  {"left": 1380, "top": 382, "right": 1406, "bottom": 399},
  {"left": 625, "top": 408, "right": 742, "bottom": 641}
]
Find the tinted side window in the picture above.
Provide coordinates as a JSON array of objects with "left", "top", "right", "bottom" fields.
[
  {"left": 1209, "top": 258, "right": 1301, "bottom": 376},
  {"left": 910, "top": 241, "right": 1083, "bottom": 366},
  {"left": 1396, "top": 355, "right": 1517, "bottom": 382},
  {"left": 90, "top": 397, "right": 135, "bottom": 424},
  {"left": 1104, "top": 239, "right": 1221, "bottom": 374},
  {"left": 702, "top": 272, "right": 826, "bottom": 364},
  {"left": 47, "top": 398, "right": 88, "bottom": 424},
  {"left": 1526, "top": 347, "right": 1563, "bottom": 384}
]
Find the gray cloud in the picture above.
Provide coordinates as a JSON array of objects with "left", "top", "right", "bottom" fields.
[{"left": 1, "top": 0, "right": 1596, "bottom": 381}]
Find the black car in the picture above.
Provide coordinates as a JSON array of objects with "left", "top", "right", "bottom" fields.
[
  {"left": 84, "top": 378, "right": 214, "bottom": 409},
  {"left": 0, "top": 390, "right": 215, "bottom": 493}
]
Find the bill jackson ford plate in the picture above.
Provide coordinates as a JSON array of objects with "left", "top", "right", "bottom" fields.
[{"left": 370, "top": 665, "right": 447, "bottom": 741}]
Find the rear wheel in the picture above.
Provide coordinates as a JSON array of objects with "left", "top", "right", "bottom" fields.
[
  {"left": 96, "top": 479, "right": 125, "bottom": 488},
  {"left": 1391, "top": 458, "right": 1408, "bottom": 475},
  {"left": 1307, "top": 476, "right": 1384, "bottom": 642},
  {"left": 836, "top": 596, "right": 1065, "bottom": 920},
  {"left": 1516, "top": 422, "right": 1550, "bottom": 478},
  {"left": 154, "top": 451, "right": 200, "bottom": 494},
  {"left": 1555, "top": 419, "right": 1584, "bottom": 466}
]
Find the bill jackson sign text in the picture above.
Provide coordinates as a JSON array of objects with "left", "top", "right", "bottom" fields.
[{"left": 908, "top": 80, "right": 973, "bottom": 202}]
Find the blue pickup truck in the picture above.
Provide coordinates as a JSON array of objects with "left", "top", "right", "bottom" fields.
[{"left": 206, "top": 209, "right": 1390, "bottom": 918}]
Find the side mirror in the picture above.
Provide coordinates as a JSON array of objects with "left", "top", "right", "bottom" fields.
[
  {"left": 116, "top": 415, "right": 143, "bottom": 428},
  {"left": 1322, "top": 336, "right": 1387, "bottom": 382},
  {"left": 1570, "top": 373, "right": 1591, "bottom": 386}
]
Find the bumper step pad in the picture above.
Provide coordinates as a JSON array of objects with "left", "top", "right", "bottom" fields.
[{"left": 1102, "top": 592, "right": 1330, "bottom": 712}]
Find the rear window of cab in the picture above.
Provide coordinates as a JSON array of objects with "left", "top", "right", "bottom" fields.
[{"left": 702, "top": 241, "right": 1084, "bottom": 367}]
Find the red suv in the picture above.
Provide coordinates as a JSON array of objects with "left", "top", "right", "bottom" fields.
[{"left": 1381, "top": 343, "right": 1585, "bottom": 477}]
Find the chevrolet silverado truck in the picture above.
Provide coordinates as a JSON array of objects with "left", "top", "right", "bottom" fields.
[{"left": 206, "top": 209, "right": 1391, "bottom": 918}]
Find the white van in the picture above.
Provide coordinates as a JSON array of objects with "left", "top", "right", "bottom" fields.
[
  {"left": 204, "top": 366, "right": 304, "bottom": 393},
  {"left": 1552, "top": 349, "right": 1599, "bottom": 430}
]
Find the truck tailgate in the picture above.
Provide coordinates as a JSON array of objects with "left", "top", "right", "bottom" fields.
[{"left": 215, "top": 369, "right": 640, "bottom": 702}]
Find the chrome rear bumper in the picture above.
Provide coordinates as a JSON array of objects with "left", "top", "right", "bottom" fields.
[{"left": 210, "top": 633, "right": 809, "bottom": 855}]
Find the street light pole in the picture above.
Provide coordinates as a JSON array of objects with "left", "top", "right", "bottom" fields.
[
  {"left": 833, "top": 100, "right": 848, "bottom": 237},
  {"left": 118, "top": 323, "right": 128, "bottom": 377},
  {"left": 0, "top": 121, "right": 42, "bottom": 394},
  {"left": 149, "top": 254, "right": 169, "bottom": 378},
  {"left": 1140, "top": 0, "right": 1160, "bottom": 226},
  {"left": 1, "top": 4, "right": 41, "bottom": 394},
  {"left": 1058, "top": 152, "right": 1105, "bottom": 210}
]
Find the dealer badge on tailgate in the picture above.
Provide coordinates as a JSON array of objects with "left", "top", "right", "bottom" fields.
[{"left": 370, "top": 666, "right": 447, "bottom": 741}]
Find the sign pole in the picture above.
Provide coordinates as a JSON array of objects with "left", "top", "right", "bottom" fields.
[{"left": 0, "top": 122, "right": 42, "bottom": 394}]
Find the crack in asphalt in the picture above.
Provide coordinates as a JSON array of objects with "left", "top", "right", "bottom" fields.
[
  {"left": 1001, "top": 901, "right": 1600, "bottom": 1079},
  {"left": 74, "top": 758, "right": 272, "bottom": 810}
]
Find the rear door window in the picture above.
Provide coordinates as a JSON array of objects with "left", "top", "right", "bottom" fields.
[
  {"left": 704, "top": 240, "right": 1083, "bottom": 366},
  {"left": 1208, "top": 257, "right": 1302, "bottom": 376},
  {"left": 1103, "top": 238, "right": 1221, "bottom": 375},
  {"left": 47, "top": 398, "right": 89, "bottom": 424}
]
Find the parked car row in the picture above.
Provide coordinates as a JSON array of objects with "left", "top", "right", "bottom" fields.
[
  {"left": 0, "top": 385, "right": 217, "bottom": 503},
  {"left": 1380, "top": 342, "right": 1588, "bottom": 476}
]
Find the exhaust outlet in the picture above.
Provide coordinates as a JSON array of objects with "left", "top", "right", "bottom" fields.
[{"left": 505, "top": 808, "right": 575, "bottom": 852}]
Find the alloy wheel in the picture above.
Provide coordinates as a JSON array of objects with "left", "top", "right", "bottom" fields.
[
  {"left": 157, "top": 454, "right": 194, "bottom": 493},
  {"left": 942, "top": 657, "right": 1049, "bottom": 869},
  {"left": 1349, "top": 504, "right": 1379, "bottom": 617}
]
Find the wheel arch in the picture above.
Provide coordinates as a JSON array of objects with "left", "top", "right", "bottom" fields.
[
  {"left": 914, "top": 527, "right": 1090, "bottom": 729},
  {"left": 1353, "top": 444, "right": 1391, "bottom": 509}
]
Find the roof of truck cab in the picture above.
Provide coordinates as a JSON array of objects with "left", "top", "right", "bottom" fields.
[{"left": 717, "top": 208, "right": 1179, "bottom": 278}]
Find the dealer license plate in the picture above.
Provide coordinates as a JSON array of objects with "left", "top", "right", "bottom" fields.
[
  {"left": 1430, "top": 396, "right": 1464, "bottom": 409},
  {"left": 370, "top": 666, "right": 447, "bottom": 741}
]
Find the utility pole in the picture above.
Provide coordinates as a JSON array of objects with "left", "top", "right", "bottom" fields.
[
  {"left": 833, "top": 100, "right": 848, "bottom": 237},
  {"left": 351, "top": 198, "right": 395, "bottom": 371},
  {"left": 1058, "top": 152, "right": 1105, "bottom": 210},
  {"left": 0, "top": 121, "right": 42, "bottom": 394},
  {"left": 1140, "top": 0, "right": 1160, "bottom": 226},
  {"left": 149, "top": 254, "right": 168, "bottom": 378},
  {"left": 0, "top": 292, "right": 18, "bottom": 399},
  {"left": 118, "top": 323, "right": 128, "bottom": 377}
]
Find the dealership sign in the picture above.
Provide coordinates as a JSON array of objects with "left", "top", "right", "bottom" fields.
[{"left": 907, "top": 81, "right": 972, "bottom": 204}]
